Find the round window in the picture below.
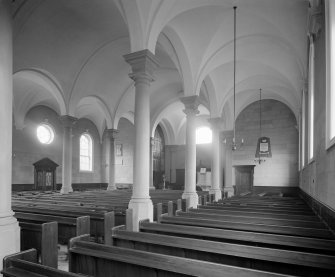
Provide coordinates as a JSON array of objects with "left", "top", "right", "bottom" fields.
[{"left": 37, "top": 124, "right": 54, "bottom": 144}]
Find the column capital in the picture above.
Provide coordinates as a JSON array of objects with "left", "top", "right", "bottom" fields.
[
  {"left": 208, "top": 117, "right": 223, "bottom": 131},
  {"left": 106, "top": 128, "right": 118, "bottom": 139},
  {"left": 180, "top": 95, "right": 200, "bottom": 116},
  {"left": 308, "top": 0, "right": 323, "bottom": 39},
  {"left": 124, "top": 49, "right": 159, "bottom": 83},
  {"left": 59, "top": 115, "right": 77, "bottom": 128}
]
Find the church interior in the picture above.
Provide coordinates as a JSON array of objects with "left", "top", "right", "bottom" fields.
[{"left": 1, "top": 0, "right": 335, "bottom": 276}]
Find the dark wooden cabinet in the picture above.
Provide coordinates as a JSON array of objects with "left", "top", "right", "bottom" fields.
[
  {"left": 33, "top": 158, "right": 58, "bottom": 191},
  {"left": 233, "top": 165, "right": 255, "bottom": 195}
]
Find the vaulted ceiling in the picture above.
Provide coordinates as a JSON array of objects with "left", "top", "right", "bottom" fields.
[{"left": 12, "top": 0, "right": 308, "bottom": 143}]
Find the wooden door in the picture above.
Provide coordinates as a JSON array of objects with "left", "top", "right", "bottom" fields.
[
  {"left": 234, "top": 165, "right": 255, "bottom": 195},
  {"left": 175, "top": 169, "right": 185, "bottom": 189}
]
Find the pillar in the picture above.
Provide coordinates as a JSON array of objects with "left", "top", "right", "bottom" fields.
[
  {"left": 124, "top": 49, "right": 159, "bottom": 231},
  {"left": 222, "top": 130, "right": 235, "bottom": 197},
  {"left": 149, "top": 137, "right": 155, "bottom": 190},
  {"left": 208, "top": 118, "right": 222, "bottom": 201},
  {"left": 60, "top": 115, "right": 77, "bottom": 194},
  {"left": 106, "top": 129, "right": 118, "bottom": 190},
  {"left": 180, "top": 96, "right": 200, "bottom": 208},
  {"left": 0, "top": 0, "right": 20, "bottom": 273}
]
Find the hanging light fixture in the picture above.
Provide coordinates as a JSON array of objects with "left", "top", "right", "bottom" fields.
[
  {"left": 255, "top": 89, "right": 272, "bottom": 164},
  {"left": 224, "top": 6, "right": 244, "bottom": 151}
]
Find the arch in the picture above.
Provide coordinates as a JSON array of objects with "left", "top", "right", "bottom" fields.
[
  {"left": 116, "top": 112, "right": 135, "bottom": 129},
  {"left": 161, "top": 26, "right": 194, "bottom": 96},
  {"left": 196, "top": 34, "right": 305, "bottom": 97},
  {"left": 74, "top": 95, "right": 113, "bottom": 141},
  {"left": 13, "top": 68, "right": 66, "bottom": 129},
  {"left": 159, "top": 119, "right": 175, "bottom": 145},
  {"left": 68, "top": 36, "right": 130, "bottom": 112},
  {"left": 202, "top": 76, "right": 220, "bottom": 117}
]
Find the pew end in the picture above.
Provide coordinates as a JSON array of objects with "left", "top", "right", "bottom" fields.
[
  {"left": 106, "top": 225, "right": 126, "bottom": 246},
  {"left": 103, "top": 211, "right": 115, "bottom": 246},
  {"left": 76, "top": 216, "right": 90, "bottom": 237},
  {"left": 3, "top": 249, "right": 38, "bottom": 270}
]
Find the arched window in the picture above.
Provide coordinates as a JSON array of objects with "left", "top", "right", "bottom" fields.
[
  {"left": 308, "top": 36, "right": 315, "bottom": 161},
  {"left": 80, "top": 133, "right": 93, "bottom": 171},
  {"left": 196, "top": 127, "right": 212, "bottom": 144},
  {"left": 153, "top": 125, "right": 165, "bottom": 188},
  {"left": 326, "top": 0, "right": 335, "bottom": 148}
]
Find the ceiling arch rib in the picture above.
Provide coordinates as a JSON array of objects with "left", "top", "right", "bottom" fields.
[
  {"left": 13, "top": 68, "right": 66, "bottom": 129},
  {"left": 197, "top": 34, "right": 304, "bottom": 98},
  {"left": 74, "top": 95, "right": 113, "bottom": 141},
  {"left": 161, "top": 26, "right": 194, "bottom": 96}
]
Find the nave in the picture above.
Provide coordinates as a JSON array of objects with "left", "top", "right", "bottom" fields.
[{"left": 2, "top": 189, "right": 335, "bottom": 276}]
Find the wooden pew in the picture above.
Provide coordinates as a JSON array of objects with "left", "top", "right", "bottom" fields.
[
  {"left": 68, "top": 234, "right": 293, "bottom": 277},
  {"left": 13, "top": 206, "right": 116, "bottom": 242},
  {"left": 19, "top": 221, "right": 58, "bottom": 268},
  {"left": 1, "top": 249, "right": 87, "bottom": 277},
  {"left": 139, "top": 221, "right": 335, "bottom": 255},
  {"left": 205, "top": 202, "right": 312, "bottom": 212},
  {"left": 15, "top": 212, "right": 90, "bottom": 244},
  {"left": 175, "top": 211, "right": 327, "bottom": 229},
  {"left": 159, "top": 214, "right": 334, "bottom": 239},
  {"left": 198, "top": 204, "right": 315, "bottom": 215},
  {"left": 188, "top": 207, "right": 321, "bottom": 222},
  {"left": 110, "top": 225, "right": 335, "bottom": 276}
]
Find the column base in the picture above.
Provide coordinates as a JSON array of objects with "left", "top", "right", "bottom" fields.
[
  {"left": 209, "top": 188, "right": 222, "bottom": 201},
  {"left": 223, "top": 186, "right": 235, "bottom": 198},
  {"left": 182, "top": 191, "right": 198, "bottom": 208},
  {"left": 107, "top": 185, "right": 116, "bottom": 191},
  {"left": 60, "top": 185, "right": 73, "bottom": 194},
  {"left": 0, "top": 214, "right": 20, "bottom": 274},
  {"left": 128, "top": 197, "right": 153, "bottom": 231},
  {"left": 149, "top": 186, "right": 156, "bottom": 190}
]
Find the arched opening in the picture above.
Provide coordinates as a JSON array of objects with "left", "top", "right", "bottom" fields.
[
  {"left": 153, "top": 125, "right": 165, "bottom": 188},
  {"left": 196, "top": 126, "right": 212, "bottom": 144}
]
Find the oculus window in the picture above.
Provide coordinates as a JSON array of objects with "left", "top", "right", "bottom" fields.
[
  {"left": 196, "top": 127, "right": 212, "bottom": 144},
  {"left": 37, "top": 123, "right": 54, "bottom": 144},
  {"left": 326, "top": 0, "right": 335, "bottom": 148},
  {"left": 80, "top": 133, "right": 93, "bottom": 171}
]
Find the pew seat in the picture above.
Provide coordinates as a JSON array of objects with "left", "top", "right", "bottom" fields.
[
  {"left": 111, "top": 225, "right": 335, "bottom": 276},
  {"left": 1, "top": 249, "right": 88, "bottom": 277},
  {"left": 69, "top": 234, "right": 293, "bottom": 277}
]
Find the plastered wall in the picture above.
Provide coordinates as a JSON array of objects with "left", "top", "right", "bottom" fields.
[
  {"left": 234, "top": 99, "right": 299, "bottom": 187},
  {"left": 300, "top": 9, "right": 335, "bottom": 210},
  {"left": 12, "top": 105, "right": 102, "bottom": 187}
]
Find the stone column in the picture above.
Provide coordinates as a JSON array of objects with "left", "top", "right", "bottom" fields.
[
  {"left": 0, "top": 0, "right": 20, "bottom": 272},
  {"left": 124, "top": 49, "right": 158, "bottom": 231},
  {"left": 180, "top": 96, "right": 199, "bottom": 208},
  {"left": 222, "top": 130, "right": 235, "bottom": 197},
  {"left": 149, "top": 137, "right": 155, "bottom": 190},
  {"left": 106, "top": 129, "right": 118, "bottom": 190},
  {"left": 60, "top": 115, "right": 77, "bottom": 194},
  {"left": 208, "top": 118, "right": 222, "bottom": 201}
]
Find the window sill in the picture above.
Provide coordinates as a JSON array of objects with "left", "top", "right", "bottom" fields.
[{"left": 326, "top": 137, "right": 335, "bottom": 151}]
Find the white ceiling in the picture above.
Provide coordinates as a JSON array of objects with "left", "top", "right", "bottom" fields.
[{"left": 12, "top": 0, "right": 308, "bottom": 143}]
